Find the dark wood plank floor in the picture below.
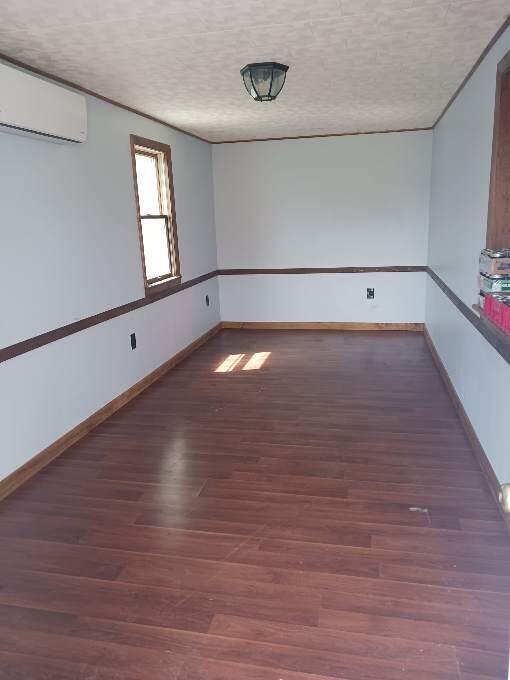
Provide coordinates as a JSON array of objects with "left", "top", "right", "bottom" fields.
[{"left": 1, "top": 329, "right": 509, "bottom": 680}]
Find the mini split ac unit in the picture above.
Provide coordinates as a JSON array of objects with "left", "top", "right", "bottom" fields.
[{"left": 0, "top": 63, "right": 87, "bottom": 143}]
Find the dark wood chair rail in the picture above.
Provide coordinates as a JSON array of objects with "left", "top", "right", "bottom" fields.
[{"left": 3, "top": 266, "right": 510, "bottom": 368}]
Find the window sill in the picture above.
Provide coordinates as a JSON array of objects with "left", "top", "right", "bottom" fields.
[{"left": 145, "top": 275, "right": 182, "bottom": 296}]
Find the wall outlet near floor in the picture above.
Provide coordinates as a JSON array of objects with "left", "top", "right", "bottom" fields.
[
  {"left": 367, "top": 288, "right": 375, "bottom": 300},
  {"left": 130, "top": 332, "right": 137, "bottom": 350}
]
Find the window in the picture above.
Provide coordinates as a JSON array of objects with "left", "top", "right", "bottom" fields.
[
  {"left": 487, "top": 49, "right": 510, "bottom": 250},
  {"left": 130, "top": 135, "right": 180, "bottom": 290}
]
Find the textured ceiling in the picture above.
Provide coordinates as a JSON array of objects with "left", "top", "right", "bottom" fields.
[{"left": 0, "top": 0, "right": 508, "bottom": 142}]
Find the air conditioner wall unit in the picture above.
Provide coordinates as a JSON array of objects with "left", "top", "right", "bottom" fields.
[{"left": 0, "top": 63, "right": 87, "bottom": 143}]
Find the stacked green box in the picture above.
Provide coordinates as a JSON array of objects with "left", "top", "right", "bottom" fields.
[{"left": 480, "top": 273, "right": 510, "bottom": 293}]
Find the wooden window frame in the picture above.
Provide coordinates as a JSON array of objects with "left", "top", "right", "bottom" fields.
[
  {"left": 130, "top": 134, "right": 181, "bottom": 294},
  {"left": 487, "top": 49, "right": 510, "bottom": 250}
]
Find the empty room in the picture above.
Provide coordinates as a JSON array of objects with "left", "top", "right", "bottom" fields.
[{"left": 1, "top": 1, "right": 510, "bottom": 679}]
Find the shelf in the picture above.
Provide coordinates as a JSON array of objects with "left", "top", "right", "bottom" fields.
[{"left": 472, "top": 302, "right": 510, "bottom": 338}]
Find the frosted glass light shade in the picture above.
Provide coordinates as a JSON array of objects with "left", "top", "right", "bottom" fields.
[{"left": 240, "top": 62, "right": 289, "bottom": 102}]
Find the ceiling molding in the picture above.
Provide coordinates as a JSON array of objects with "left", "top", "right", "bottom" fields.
[
  {"left": 434, "top": 14, "right": 510, "bottom": 128},
  {"left": 1, "top": 7, "right": 509, "bottom": 144},
  {"left": 0, "top": 51, "right": 210, "bottom": 144},
  {"left": 211, "top": 127, "right": 432, "bottom": 145}
]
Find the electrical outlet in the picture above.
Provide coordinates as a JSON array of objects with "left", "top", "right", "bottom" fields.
[
  {"left": 367, "top": 288, "right": 375, "bottom": 300},
  {"left": 205, "top": 294, "right": 210, "bottom": 307},
  {"left": 130, "top": 332, "right": 137, "bottom": 350}
]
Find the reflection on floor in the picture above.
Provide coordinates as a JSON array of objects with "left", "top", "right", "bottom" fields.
[{"left": 0, "top": 329, "right": 509, "bottom": 680}]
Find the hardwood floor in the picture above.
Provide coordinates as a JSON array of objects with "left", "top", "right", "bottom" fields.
[{"left": 1, "top": 329, "right": 509, "bottom": 680}]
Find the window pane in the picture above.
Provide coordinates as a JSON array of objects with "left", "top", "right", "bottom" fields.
[
  {"left": 141, "top": 217, "right": 171, "bottom": 280},
  {"left": 135, "top": 152, "right": 160, "bottom": 215}
]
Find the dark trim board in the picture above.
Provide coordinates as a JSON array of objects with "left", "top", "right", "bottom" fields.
[
  {"left": 0, "top": 321, "right": 421, "bottom": 501},
  {"left": 185, "top": 266, "right": 510, "bottom": 371},
  {"left": 486, "top": 47, "right": 510, "bottom": 251},
  {"left": 3, "top": 266, "right": 510, "bottom": 366},
  {"left": 0, "top": 266, "right": 425, "bottom": 364},
  {"left": 0, "top": 52, "right": 209, "bottom": 143},
  {"left": 222, "top": 322, "right": 423, "bottom": 331},
  {"left": 434, "top": 15, "right": 510, "bottom": 127},
  {"left": 0, "top": 270, "right": 218, "bottom": 364},
  {"left": 2, "top": 320, "right": 508, "bottom": 535},
  {"left": 427, "top": 267, "right": 510, "bottom": 365},
  {"left": 212, "top": 128, "right": 432, "bottom": 145},
  {"left": 224, "top": 13, "right": 510, "bottom": 142},
  {"left": 0, "top": 53, "right": 431, "bottom": 144},
  {"left": 218, "top": 266, "right": 426, "bottom": 275},
  {"left": 424, "top": 327, "right": 510, "bottom": 534},
  {"left": 2, "top": 13, "right": 508, "bottom": 145},
  {"left": 0, "top": 323, "right": 221, "bottom": 502}
]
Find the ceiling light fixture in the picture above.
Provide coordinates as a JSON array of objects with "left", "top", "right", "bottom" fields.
[{"left": 240, "top": 62, "right": 289, "bottom": 102}]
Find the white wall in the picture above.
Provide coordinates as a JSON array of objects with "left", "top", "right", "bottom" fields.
[
  {"left": 220, "top": 272, "right": 426, "bottom": 323},
  {"left": 213, "top": 131, "right": 432, "bottom": 322},
  {"left": 1, "top": 94, "right": 218, "bottom": 348},
  {"left": 0, "top": 282, "right": 219, "bottom": 482},
  {"left": 0, "top": 70, "right": 219, "bottom": 481},
  {"left": 426, "top": 26, "right": 510, "bottom": 484}
]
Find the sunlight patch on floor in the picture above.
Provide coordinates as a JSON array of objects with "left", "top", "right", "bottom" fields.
[
  {"left": 215, "top": 353, "right": 245, "bottom": 372},
  {"left": 242, "top": 351, "right": 271, "bottom": 370},
  {"left": 215, "top": 352, "right": 271, "bottom": 372}
]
